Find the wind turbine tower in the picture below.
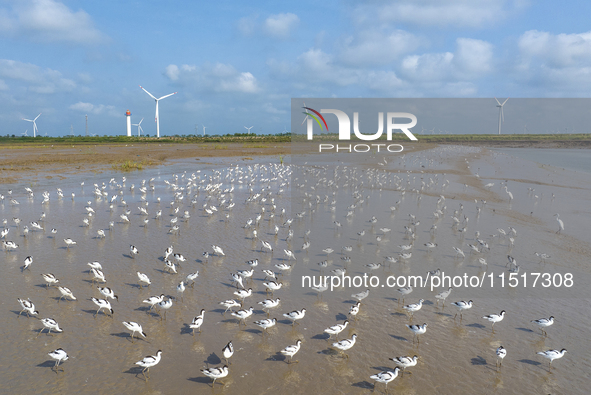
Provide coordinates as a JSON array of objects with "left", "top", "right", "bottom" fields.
[
  {"left": 139, "top": 85, "right": 177, "bottom": 138},
  {"left": 495, "top": 98, "right": 509, "bottom": 135}
]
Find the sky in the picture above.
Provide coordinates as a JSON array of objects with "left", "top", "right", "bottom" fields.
[{"left": 2, "top": 0, "right": 591, "bottom": 137}]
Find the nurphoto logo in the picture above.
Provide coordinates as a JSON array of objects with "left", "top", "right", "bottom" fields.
[
  {"left": 294, "top": 100, "right": 419, "bottom": 153},
  {"left": 303, "top": 107, "right": 418, "bottom": 141}
]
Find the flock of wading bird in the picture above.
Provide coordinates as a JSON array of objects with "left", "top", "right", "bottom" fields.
[{"left": 3, "top": 158, "right": 569, "bottom": 392}]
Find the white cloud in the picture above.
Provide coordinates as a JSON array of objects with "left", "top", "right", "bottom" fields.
[
  {"left": 400, "top": 38, "right": 493, "bottom": 81},
  {"left": 455, "top": 38, "right": 493, "bottom": 74},
  {"left": 222, "top": 71, "right": 258, "bottom": 93},
  {"left": 353, "top": 0, "right": 527, "bottom": 28},
  {"left": 69, "top": 102, "right": 119, "bottom": 117},
  {"left": 269, "top": 48, "right": 410, "bottom": 94},
  {"left": 0, "top": 59, "right": 76, "bottom": 93},
  {"left": 401, "top": 52, "right": 454, "bottom": 81},
  {"left": 264, "top": 13, "right": 299, "bottom": 39},
  {"left": 0, "top": 0, "right": 107, "bottom": 44},
  {"left": 268, "top": 34, "right": 493, "bottom": 96},
  {"left": 236, "top": 12, "right": 298, "bottom": 39},
  {"left": 514, "top": 30, "right": 591, "bottom": 94},
  {"left": 0, "top": 79, "right": 8, "bottom": 91},
  {"left": 363, "top": 71, "right": 405, "bottom": 91},
  {"left": 165, "top": 63, "right": 260, "bottom": 93},
  {"left": 165, "top": 64, "right": 180, "bottom": 81},
  {"left": 338, "top": 29, "right": 422, "bottom": 67},
  {"left": 519, "top": 30, "right": 591, "bottom": 68},
  {"left": 297, "top": 48, "right": 359, "bottom": 86}
]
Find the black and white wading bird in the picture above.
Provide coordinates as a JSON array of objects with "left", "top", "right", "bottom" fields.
[{"left": 135, "top": 350, "right": 162, "bottom": 381}]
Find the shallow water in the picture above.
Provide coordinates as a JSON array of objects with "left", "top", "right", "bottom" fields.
[
  {"left": 492, "top": 147, "right": 591, "bottom": 174},
  {"left": 1, "top": 146, "right": 590, "bottom": 394}
]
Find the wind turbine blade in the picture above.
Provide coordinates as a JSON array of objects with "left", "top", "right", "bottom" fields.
[
  {"left": 502, "top": 98, "right": 509, "bottom": 105},
  {"left": 301, "top": 101, "right": 310, "bottom": 125},
  {"left": 139, "top": 118, "right": 143, "bottom": 125},
  {"left": 23, "top": 118, "right": 33, "bottom": 122},
  {"left": 34, "top": 113, "right": 41, "bottom": 121},
  {"left": 494, "top": 97, "right": 501, "bottom": 106},
  {"left": 139, "top": 85, "right": 157, "bottom": 100},
  {"left": 158, "top": 92, "right": 177, "bottom": 100}
]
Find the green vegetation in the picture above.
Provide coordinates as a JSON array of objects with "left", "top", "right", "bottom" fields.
[
  {"left": 111, "top": 160, "right": 152, "bottom": 171},
  {"left": 0, "top": 132, "right": 291, "bottom": 146},
  {"left": 1, "top": 132, "right": 590, "bottom": 147}
]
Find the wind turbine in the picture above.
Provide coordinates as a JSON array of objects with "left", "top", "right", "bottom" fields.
[
  {"left": 139, "top": 85, "right": 177, "bottom": 138},
  {"left": 202, "top": 125, "right": 207, "bottom": 137},
  {"left": 132, "top": 118, "right": 144, "bottom": 137},
  {"left": 495, "top": 98, "right": 509, "bottom": 135},
  {"left": 21, "top": 129, "right": 28, "bottom": 137},
  {"left": 244, "top": 126, "right": 254, "bottom": 134},
  {"left": 22, "top": 113, "right": 41, "bottom": 137}
]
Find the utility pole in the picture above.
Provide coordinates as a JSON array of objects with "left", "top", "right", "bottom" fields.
[{"left": 85, "top": 114, "right": 88, "bottom": 136}]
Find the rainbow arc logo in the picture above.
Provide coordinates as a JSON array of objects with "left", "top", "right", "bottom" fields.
[{"left": 302, "top": 107, "right": 328, "bottom": 131}]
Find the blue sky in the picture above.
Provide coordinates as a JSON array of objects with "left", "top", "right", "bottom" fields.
[{"left": 1, "top": 0, "right": 591, "bottom": 137}]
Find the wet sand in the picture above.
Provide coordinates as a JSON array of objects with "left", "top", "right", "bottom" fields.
[
  {"left": 0, "top": 144, "right": 590, "bottom": 394},
  {"left": 0, "top": 142, "right": 291, "bottom": 184},
  {"left": 1, "top": 138, "right": 582, "bottom": 184}
]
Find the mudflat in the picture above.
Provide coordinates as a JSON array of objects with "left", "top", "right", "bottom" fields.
[{"left": 0, "top": 142, "right": 291, "bottom": 183}]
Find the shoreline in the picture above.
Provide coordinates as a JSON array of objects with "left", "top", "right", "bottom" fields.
[
  {"left": 1, "top": 139, "right": 588, "bottom": 184},
  {"left": 0, "top": 142, "right": 291, "bottom": 184}
]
